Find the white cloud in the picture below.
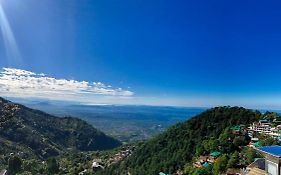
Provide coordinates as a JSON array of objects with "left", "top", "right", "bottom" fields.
[{"left": 0, "top": 68, "right": 134, "bottom": 102}]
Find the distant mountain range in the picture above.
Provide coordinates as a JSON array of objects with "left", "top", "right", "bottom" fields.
[
  {"left": 17, "top": 100, "right": 204, "bottom": 142},
  {"left": 0, "top": 97, "right": 121, "bottom": 159}
]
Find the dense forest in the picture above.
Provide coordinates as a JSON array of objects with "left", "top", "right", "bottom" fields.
[
  {"left": 99, "top": 106, "right": 263, "bottom": 175},
  {"left": 0, "top": 97, "right": 121, "bottom": 160},
  {"left": 0, "top": 98, "right": 276, "bottom": 174}
]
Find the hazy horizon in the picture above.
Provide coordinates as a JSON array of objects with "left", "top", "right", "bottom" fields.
[{"left": 1, "top": 0, "right": 281, "bottom": 108}]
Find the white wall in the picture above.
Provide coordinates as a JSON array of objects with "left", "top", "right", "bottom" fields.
[{"left": 266, "top": 160, "right": 278, "bottom": 175}]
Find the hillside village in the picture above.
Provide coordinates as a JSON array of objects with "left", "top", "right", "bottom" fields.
[
  {"left": 2, "top": 105, "right": 281, "bottom": 175},
  {"left": 49, "top": 110, "right": 281, "bottom": 175},
  {"left": 185, "top": 112, "right": 281, "bottom": 175}
]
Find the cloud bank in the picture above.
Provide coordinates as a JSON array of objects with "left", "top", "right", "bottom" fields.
[{"left": 0, "top": 68, "right": 134, "bottom": 103}]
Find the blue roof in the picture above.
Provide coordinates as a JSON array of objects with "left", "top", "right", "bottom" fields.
[
  {"left": 159, "top": 173, "right": 169, "bottom": 175},
  {"left": 257, "top": 146, "right": 281, "bottom": 157},
  {"left": 202, "top": 162, "right": 209, "bottom": 168}
]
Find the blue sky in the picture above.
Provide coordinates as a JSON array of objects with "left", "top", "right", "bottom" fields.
[{"left": 0, "top": 0, "right": 281, "bottom": 108}]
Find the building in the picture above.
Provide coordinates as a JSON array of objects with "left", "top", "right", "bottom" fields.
[
  {"left": 92, "top": 161, "right": 104, "bottom": 172},
  {"left": 252, "top": 120, "right": 272, "bottom": 134},
  {"left": 256, "top": 146, "right": 281, "bottom": 175},
  {"left": 208, "top": 152, "right": 221, "bottom": 163},
  {"left": 249, "top": 138, "right": 261, "bottom": 148},
  {"left": 231, "top": 125, "right": 242, "bottom": 135},
  {"left": 246, "top": 158, "right": 267, "bottom": 175},
  {"left": 271, "top": 128, "right": 281, "bottom": 138},
  {"left": 159, "top": 172, "right": 170, "bottom": 175},
  {"left": 202, "top": 162, "right": 209, "bottom": 168},
  {"left": 247, "top": 129, "right": 255, "bottom": 138},
  {"left": 248, "top": 120, "right": 281, "bottom": 138}
]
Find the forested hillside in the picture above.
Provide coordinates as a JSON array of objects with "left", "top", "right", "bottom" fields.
[
  {"left": 0, "top": 97, "right": 121, "bottom": 159},
  {"left": 100, "top": 106, "right": 262, "bottom": 175}
]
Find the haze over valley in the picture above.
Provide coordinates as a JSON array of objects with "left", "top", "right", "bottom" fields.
[
  {"left": 1, "top": 0, "right": 281, "bottom": 174},
  {"left": 15, "top": 99, "right": 204, "bottom": 143}
]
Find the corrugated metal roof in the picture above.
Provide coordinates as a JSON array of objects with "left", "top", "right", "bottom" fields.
[{"left": 257, "top": 145, "right": 281, "bottom": 157}]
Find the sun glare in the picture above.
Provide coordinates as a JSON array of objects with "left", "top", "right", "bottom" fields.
[{"left": 0, "top": 1, "right": 22, "bottom": 66}]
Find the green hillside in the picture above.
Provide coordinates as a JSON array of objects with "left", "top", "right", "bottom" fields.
[
  {"left": 0, "top": 97, "right": 121, "bottom": 159},
  {"left": 101, "top": 106, "right": 262, "bottom": 175}
]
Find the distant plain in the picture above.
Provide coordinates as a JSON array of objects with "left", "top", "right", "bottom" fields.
[{"left": 22, "top": 101, "right": 204, "bottom": 143}]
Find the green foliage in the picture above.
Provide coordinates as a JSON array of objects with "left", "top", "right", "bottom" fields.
[
  {"left": 227, "top": 151, "right": 239, "bottom": 168},
  {"left": 46, "top": 157, "right": 59, "bottom": 174},
  {"left": 8, "top": 156, "right": 22, "bottom": 175},
  {"left": 202, "top": 139, "right": 220, "bottom": 152},
  {"left": 0, "top": 98, "right": 268, "bottom": 175},
  {"left": 240, "top": 147, "right": 259, "bottom": 166},
  {"left": 0, "top": 97, "right": 121, "bottom": 159},
  {"left": 264, "top": 111, "right": 279, "bottom": 122},
  {"left": 22, "top": 159, "right": 42, "bottom": 174},
  {"left": 183, "top": 164, "right": 196, "bottom": 175},
  {"left": 192, "top": 167, "right": 212, "bottom": 175},
  {"left": 259, "top": 134, "right": 277, "bottom": 146},
  {"left": 195, "top": 145, "right": 204, "bottom": 156},
  {"left": 219, "top": 127, "right": 232, "bottom": 143},
  {"left": 101, "top": 106, "right": 261, "bottom": 175},
  {"left": 212, "top": 154, "right": 228, "bottom": 175},
  {"left": 17, "top": 172, "right": 33, "bottom": 175},
  {"left": 233, "top": 136, "right": 247, "bottom": 147}
]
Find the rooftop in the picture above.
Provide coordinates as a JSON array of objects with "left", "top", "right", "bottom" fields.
[
  {"left": 159, "top": 173, "right": 169, "bottom": 175},
  {"left": 259, "top": 119, "right": 269, "bottom": 123},
  {"left": 247, "top": 158, "right": 265, "bottom": 170},
  {"left": 202, "top": 162, "right": 209, "bottom": 168},
  {"left": 251, "top": 138, "right": 259, "bottom": 142},
  {"left": 231, "top": 125, "right": 241, "bottom": 131},
  {"left": 253, "top": 141, "right": 261, "bottom": 148},
  {"left": 209, "top": 151, "right": 221, "bottom": 157},
  {"left": 257, "top": 146, "right": 281, "bottom": 157}
]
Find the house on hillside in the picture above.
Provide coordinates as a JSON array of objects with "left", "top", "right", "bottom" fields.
[
  {"left": 231, "top": 125, "right": 242, "bottom": 135},
  {"left": 92, "top": 161, "right": 104, "bottom": 172},
  {"left": 248, "top": 119, "right": 281, "bottom": 139},
  {"left": 245, "top": 158, "right": 267, "bottom": 175},
  {"left": 249, "top": 137, "right": 261, "bottom": 148},
  {"left": 273, "top": 118, "right": 281, "bottom": 125},
  {"left": 202, "top": 162, "right": 209, "bottom": 168},
  {"left": 271, "top": 128, "right": 281, "bottom": 138},
  {"left": 159, "top": 172, "right": 170, "bottom": 175},
  {"left": 254, "top": 145, "right": 281, "bottom": 175},
  {"left": 199, "top": 155, "right": 208, "bottom": 161},
  {"left": 193, "top": 152, "right": 221, "bottom": 168},
  {"left": 208, "top": 152, "right": 221, "bottom": 163},
  {"left": 252, "top": 120, "right": 272, "bottom": 134}
]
